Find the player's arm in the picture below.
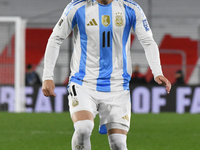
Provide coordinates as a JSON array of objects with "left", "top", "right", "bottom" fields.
[
  {"left": 42, "top": 5, "right": 77, "bottom": 97},
  {"left": 133, "top": 5, "right": 171, "bottom": 93}
]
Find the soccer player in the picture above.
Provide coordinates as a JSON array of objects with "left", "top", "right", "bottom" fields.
[{"left": 42, "top": 0, "right": 171, "bottom": 149}]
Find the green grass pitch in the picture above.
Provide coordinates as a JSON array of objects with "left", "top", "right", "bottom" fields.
[{"left": 0, "top": 113, "right": 200, "bottom": 150}]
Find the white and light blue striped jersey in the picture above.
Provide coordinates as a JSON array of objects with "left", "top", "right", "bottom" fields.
[{"left": 43, "top": 0, "right": 163, "bottom": 92}]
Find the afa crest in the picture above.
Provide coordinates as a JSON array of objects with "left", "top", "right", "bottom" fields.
[
  {"left": 115, "top": 12, "right": 124, "bottom": 27},
  {"left": 102, "top": 15, "right": 110, "bottom": 27},
  {"left": 72, "top": 97, "right": 79, "bottom": 107}
]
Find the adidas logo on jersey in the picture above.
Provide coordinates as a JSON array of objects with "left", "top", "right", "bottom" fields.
[{"left": 87, "top": 19, "right": 98, "bottom": 26}]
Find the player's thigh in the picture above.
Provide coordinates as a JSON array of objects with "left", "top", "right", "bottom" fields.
[
  {"left": 107, "top": 128, "right": 127, "bottom": 136},
  {"left": 68, "top": 83, "right": 98, "bottom": 123},
  {"left": 72, "top": 110, "right": 94, "bottom": 123}
]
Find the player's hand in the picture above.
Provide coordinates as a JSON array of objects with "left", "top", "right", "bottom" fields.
[
  {"left": 42, "top": 80, "right": 56, "bottom": 97},
  {"left": 155, "top": 75, "right": 171, "bottom": 94}
]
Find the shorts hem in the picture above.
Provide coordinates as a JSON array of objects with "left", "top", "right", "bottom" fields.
[
  {"left": 100, "top": 121, "right": 130, "bottom": 129},
  {"left": 105, "top": 122, "right": 130, "bottom": 132}
]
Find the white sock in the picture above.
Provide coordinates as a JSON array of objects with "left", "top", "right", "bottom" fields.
[
  {"left": 108, "top": 134, "right": 128, "bottom": 150},
  {"left": 72, "top": 120, "right": 94, "bottom": 150}
]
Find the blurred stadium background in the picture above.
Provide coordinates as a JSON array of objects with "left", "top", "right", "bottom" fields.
[
  {"left": 0, "top": 0, "right": 200, "bottom": 150},
  {"left": 0, "top": 0, "right": 200, "bottom": 112},
  {"left": 0, "top": 0, "right": 200, "bottom": 84},
  {"left": 0, "top": 0, "right": 200, "bottom": 111}
]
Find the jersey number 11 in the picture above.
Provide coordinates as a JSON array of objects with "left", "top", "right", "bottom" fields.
[{"left": 102, "top": 31, "right": 110, "bottom": 48}]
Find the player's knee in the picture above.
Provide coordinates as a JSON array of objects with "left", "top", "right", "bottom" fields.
[
  {"left": 74, "top": 120, "right": 94, "bottom": 139},
  {"left": 108, "top": 134, "right": 127, "bottom": 150}
]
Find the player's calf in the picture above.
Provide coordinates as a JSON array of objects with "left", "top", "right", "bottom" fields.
[{"left": 108, "top": 134, "right": 128, "bottom": 150}]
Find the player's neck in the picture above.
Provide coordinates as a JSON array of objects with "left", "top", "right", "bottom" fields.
[{"left": 96, "top": 0, "right": 113, "bottom": 5}]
